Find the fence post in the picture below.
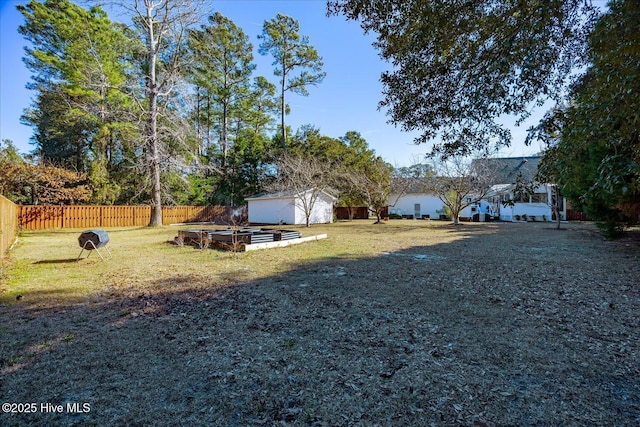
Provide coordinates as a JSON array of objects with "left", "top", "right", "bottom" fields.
[
  {"left": 0, "top": 195, "right": 18, "bottom": 262},
  {"left": 5, "top": 205, "right": 234, "bottom": 230}
]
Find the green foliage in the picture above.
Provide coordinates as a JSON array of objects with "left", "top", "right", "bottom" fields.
[
  {"left": 442, "top": 203, "right": 453, "bottom": 221},
  {"left": 188, "top": 12, "right": 256, "bottom": 164},
  {"left": 534, "top": 0, "right": 640, "bottom": 236},
  {"left": 12, "top": 2, "right": 349, "bottom": 209},
  {"left": 343, "top": 154, "right": 393, "bottom": 223},
  {"left": 259, "top": 14, "right": 326, "bottom": 149},
  {"left": 0, "top": 140, "right": 24, "bottom": 165},
  {"left": 186, "top": 14, "right": 286, "bottom": 206},
  {"left": 268, "top": 126, "right": 390, "bottom": 219},
  {"left": 328, "top": 0, "right": 597, "bottom": 158},
  {"left": 287, "top": 125, "right": 348, "bottom": 162},
  {"left": 18, "top": 0, "right": 139, "bottom": 203},
  {"left": 223, "top": 131, "right": 277, "bottom": 204}
]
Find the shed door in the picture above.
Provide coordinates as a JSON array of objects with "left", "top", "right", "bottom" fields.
[{"left": 414, "top": 203, "right": 421, "bottom": 218}]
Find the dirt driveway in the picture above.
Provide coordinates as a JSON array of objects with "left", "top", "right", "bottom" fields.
[{"left": 1, "top": 222, "right": 639, "bottom": 426}]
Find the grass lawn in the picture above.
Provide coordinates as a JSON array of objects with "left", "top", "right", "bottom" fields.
[{"left": 1, "top": 220, "right": 639, "bottom": 426}]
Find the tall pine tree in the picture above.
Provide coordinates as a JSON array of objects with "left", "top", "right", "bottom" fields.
[
  {"left": 258, "top": 14, "right": 326, "bottom": 152},
  {"left": 18, "top": 0, "right": 137, "bottom": 204}
]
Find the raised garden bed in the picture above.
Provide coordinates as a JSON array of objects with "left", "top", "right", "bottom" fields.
[
  {"left": 175, "top": 228, "right": 304, "bottom": 251},
  {"left": 263, "top": 229, "right": 302, "bottom": 241}
]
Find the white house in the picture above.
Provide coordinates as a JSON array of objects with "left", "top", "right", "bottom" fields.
[
  {"left": 474, "top": 156, "right": 567, "bottom": 222},
  {"left": 388, "top": 192, "right": 444, "bottom": 219},
  {"left": 391, "top": 192, "right": 498, "bottom": 221},
  {"left": 246, "top": 190, "right": 336, "bottom": 225},
  {"left": 487, "top": 182, "right": 565, "bottom": 222},
  {"left": 387, "top": 156, "right": 566, "bottom": 222}
]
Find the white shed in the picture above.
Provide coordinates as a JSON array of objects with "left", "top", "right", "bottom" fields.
[{"left": 246, "top": 190, "right": 336, "bottom": 225}]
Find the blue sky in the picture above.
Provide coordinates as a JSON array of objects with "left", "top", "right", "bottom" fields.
[{"left": 1, "top": 0, "right": 544, "bottom": 166}]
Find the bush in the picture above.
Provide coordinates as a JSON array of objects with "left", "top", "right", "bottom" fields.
[
  {"left": 588, "top": 204, "right": 628, "bottom": 239},
  {"left": 596, "top": 220, "right": 626, "bottom": 239}
]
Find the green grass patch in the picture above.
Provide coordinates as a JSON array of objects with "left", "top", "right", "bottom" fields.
[{"left": 0, "top": 220, "right": 465, "bottom": 307}]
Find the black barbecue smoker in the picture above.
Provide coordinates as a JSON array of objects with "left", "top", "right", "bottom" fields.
[{"left": 77, "top": 229, "right": 112, "bottom": 261}]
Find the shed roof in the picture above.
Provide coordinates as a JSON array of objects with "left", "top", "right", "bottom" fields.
[{"left": 245, "top": 189, "right": 337, "bottom": 201}]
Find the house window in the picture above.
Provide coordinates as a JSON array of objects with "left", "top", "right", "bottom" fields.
[
  {"left": 513, "top": 193, "right": 529, "bottom": 203},
  {"left": 531, "top": 193, "right": 548, "bottom": 204}
]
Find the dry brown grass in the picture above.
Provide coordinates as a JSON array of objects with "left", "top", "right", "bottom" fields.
[{"left": 1, "top": 221, "right": 639, "bottom": 426}]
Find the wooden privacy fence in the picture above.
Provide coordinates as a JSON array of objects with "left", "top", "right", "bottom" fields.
[
  {"left": 161, "top": 206, "right": 243, "bottom": 226},
  {"left": 334, "top": 206, "right": 369, "bottom": 220},
  {"left": 17, "top": 205, "right": 243, "bottom": 231},
  {"left": 566, "top": 209, "right": 591, "bottom": 221},
  {"left": 1, "top": 195, "right": 18, "bottom": 260}
]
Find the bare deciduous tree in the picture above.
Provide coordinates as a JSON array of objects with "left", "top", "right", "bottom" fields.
[
  {"left": 344, "top": 157, "right": 398, "bottom": 224},
  {"left": 268, "top": 154, "right": 336, "bottom": 227},
  {"left": 130, "top": 0, "right": 205, "bottom": 225},
  {"left": 422, "top": 155, "right": 496, "bottom": 225}
]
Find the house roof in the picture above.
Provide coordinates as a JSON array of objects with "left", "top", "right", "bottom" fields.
[
  {"left": 390, "top": 178, "right": 429, "bottom": 194},
  {"left": 245, "top": 189, "right": 337, "bottom": 201},
  {"left": 474, "top": 156, "right": 541, "bottom": 185},
  {"left": 390, "top": 156, "right": 543, "bottom": 197},
  {"left": 485, "top": 183, "right": 516, "bottom": 198}
]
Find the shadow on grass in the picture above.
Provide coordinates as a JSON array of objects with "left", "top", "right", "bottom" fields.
[
  {"left": 1, "top": 222, "right": 639, "bottom": 426},
  {"left": 20, "top": 226, "right": 150, "bottom": 238},
  {"left": 32, "top": 258, "right": 81, "bottom": 264}
]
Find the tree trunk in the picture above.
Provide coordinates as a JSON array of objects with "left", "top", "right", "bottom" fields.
[
  {"left": 280, "top": 68, "right": 287, "bottom": 152},
  {"left": 206, "top": 93, "right": 211, "bottom": 153},
  {"left": 149, "top": 136, "right": 162, "bottom": 226},
  {"left": 222, "top": 100, "right": 228, "bottom": 169},
  {"left": 195, "top": 86, "right": 202, "bottom": 156},
  {"left": 374, "top": 209, "right": 383, "bottom": 224},
  {"left": 222, "top": 66, "right": 229, "bottom": 168},
  {"left": 146, "top": 3, "right": 162, "bottom": 227},
  {"left": 451, "top": 205, "right": 461, "bottom": 225},
  {"left": 554, "top": 197, "right": 562, "bottom": 230}
]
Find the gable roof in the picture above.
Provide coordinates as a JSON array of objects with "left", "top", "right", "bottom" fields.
[
  {"left": 475, "top": 156, "right": 541, "bottom": 185},
  {"left": 245, "top": 189, "right": 337, "bottom": 201},
  {"left": 245, "top": 190, "right": 298, "bottom": 200}
]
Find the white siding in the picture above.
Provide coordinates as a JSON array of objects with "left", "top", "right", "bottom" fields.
[
  {"left": 294, "top": 192, "right": 334, "bottom": 224},
  {"left": 512, "top": 203, "right": 553, "bottom": 220},
  {"left": 247, "top": 191, "right": 335, "bottom": 225},
  {"left": 496, "top": 184, "right": 566, "bottom": 221},
  {"left": 390, "top": 194, "right": 443, "bottom": 218},
  {"left": 247, "top": 197, "right": 295, "bottom": 224},
  {"left": 309, "top": 195, "right": 334, "bottom": 224},
  {"left": 499, "top": 205, "right": 515, "bottom": 222}
]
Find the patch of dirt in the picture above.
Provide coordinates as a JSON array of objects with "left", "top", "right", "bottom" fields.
[{"left": 1, "top": 222, "right": 639, "bottom": 426}]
